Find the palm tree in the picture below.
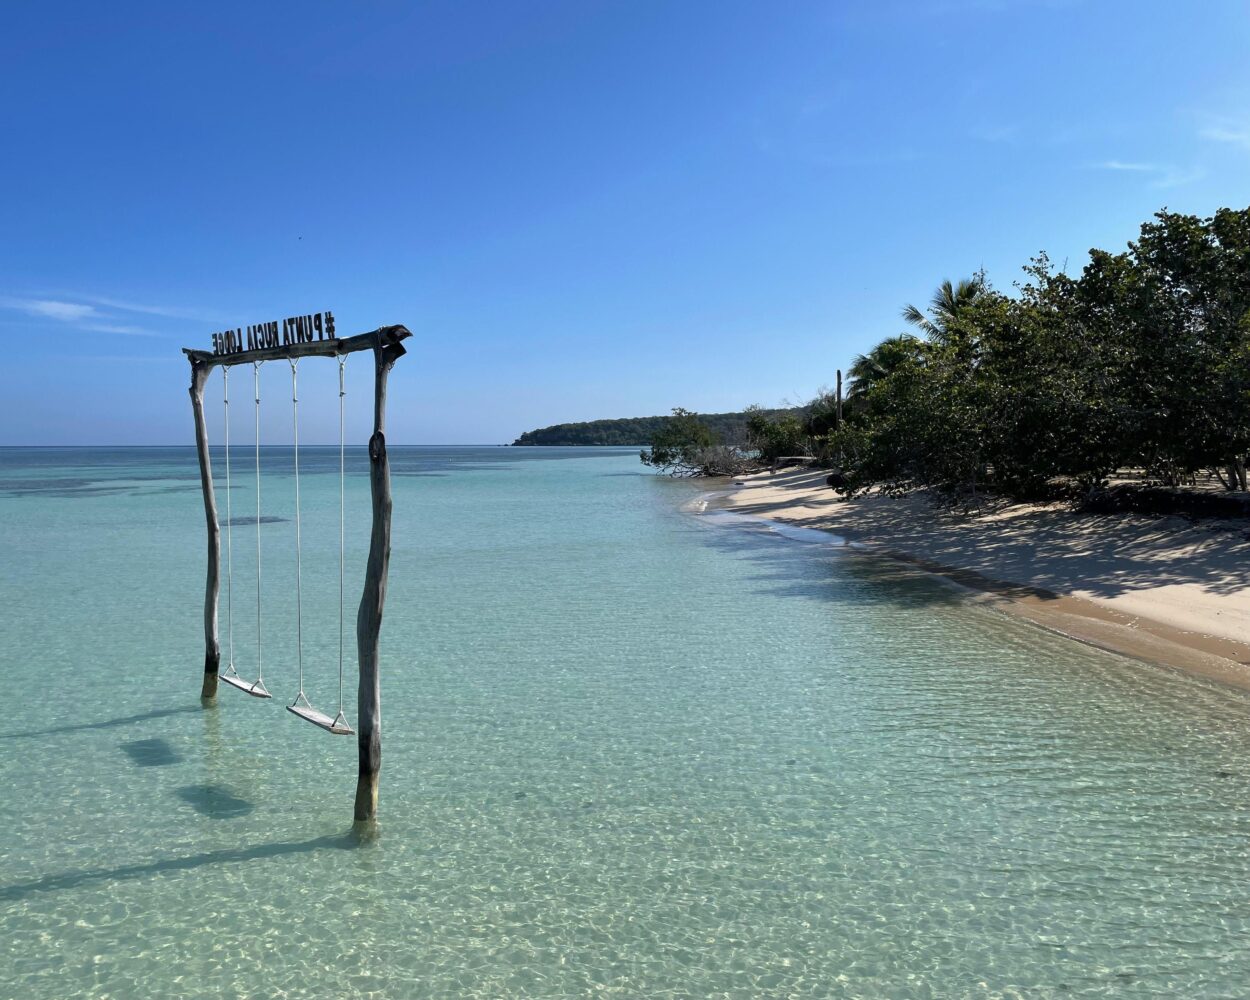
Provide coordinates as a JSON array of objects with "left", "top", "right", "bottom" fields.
[
  {"left": 901, "top": 276, "right": 983, "bottom": 346},
  {"left": 846, "top": 334, "right": 924, "bottom": 402}
]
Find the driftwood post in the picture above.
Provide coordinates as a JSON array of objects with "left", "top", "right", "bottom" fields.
[
  {"left": 184, "top": 323, "right": 411, "bottom": 824},
  {"left": 190, "top": 358, "right": 220, "bottom": 701},
  {"left": 836, "top": 369, "right": 843, "bottom": 429},
  {"left": 354, "top": 330, "right": 407, "bottom": 826}
]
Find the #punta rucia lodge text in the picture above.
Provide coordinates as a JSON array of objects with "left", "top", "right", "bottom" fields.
[{"left": 211, "top": 311, "right": 336, "bottom": 356}]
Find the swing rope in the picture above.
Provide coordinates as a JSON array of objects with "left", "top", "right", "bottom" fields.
[
  {"left": 254, "top": 361, "right": 265, "bottom": 688},
  {"left": 290, "top": 358, "right": 306, "bottom": 705},
  {"left": 337, "top": 354, "right": 347, "bottom": 718},
  {"left": 217, "top": 361, "right": 270, "bottom": 698},
  {"left": 223, "top": 368, "right": 236, "bottom": 677}
]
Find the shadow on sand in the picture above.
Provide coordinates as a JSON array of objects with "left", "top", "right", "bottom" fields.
[{"left": 718, "top": 470, "right": 1250, "bottom": 601}]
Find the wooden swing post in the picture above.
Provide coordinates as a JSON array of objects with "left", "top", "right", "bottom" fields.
[
  {"left": 355, "top": 332, "right": 407, "bottom": 824},
  {"left": 184, "top": 323, "right": 411, "bottom": 824},
  {"left": 189, "top": 357, "right": 221, "bottom": 701}
]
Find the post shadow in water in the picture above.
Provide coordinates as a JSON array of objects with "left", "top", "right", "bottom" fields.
[
  {"left": 176, "top": 783, "right": 254, "bottom": 819},
  {"left": 0, "top": 830, "right": 371, "bottom": 903},
  {"left": 0, "top": 700, "right": 381, "bottom": 904},
  {"left": 1, "top": 705, "right": 201, "bottom": 741},
  {"left": 119, "top": 738, "right": 184, "bottom": 767}
]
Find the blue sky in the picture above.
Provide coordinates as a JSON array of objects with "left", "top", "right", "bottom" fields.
[{"left": 2, "top": 0, "right": 1249, "bottom": 444}]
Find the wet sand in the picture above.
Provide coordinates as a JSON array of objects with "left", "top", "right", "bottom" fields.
[{"left": 714, "top": 468, "right": 1250, "bottom": 691}]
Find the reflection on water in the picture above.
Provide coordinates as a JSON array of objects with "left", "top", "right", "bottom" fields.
[{"left": 1, "top": 446, "right": 1249, "bottom": 997}]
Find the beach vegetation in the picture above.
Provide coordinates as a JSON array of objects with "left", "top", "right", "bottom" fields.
[
  {"left": 828, "top": 206, "right": 1250, "bottom": 504},
  {"left": 901, "top": 275, "right": 985, "bottom": 347},
  {"left": 745, "top": 406, "right": 807, "bottom": 462},
  {"left": 640, "top": 408, "right": 754, "bottom": 476},
  {"left": 845, "top": 335, "right": 925, "bottom": 405}
]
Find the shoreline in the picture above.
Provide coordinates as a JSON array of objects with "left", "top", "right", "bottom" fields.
[{"left": 702, "top": 468, "right": 1250, "bottom": 692}]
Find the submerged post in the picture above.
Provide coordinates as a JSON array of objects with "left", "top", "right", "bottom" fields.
[
  {"left": 189, "top": 358, "right": 220, "bottom": 701},
  {"left": 354, "top": 327, "right": 408, "bottom": 826}
]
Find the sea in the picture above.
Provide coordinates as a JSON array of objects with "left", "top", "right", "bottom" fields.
[{"left": 2, "top": 444, "right": 1249, "bottom": 998}]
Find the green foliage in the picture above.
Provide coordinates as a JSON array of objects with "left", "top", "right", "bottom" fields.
[
  {"left": 846, "top": 335, "right": 925, "bottom": 406},
  {"left": 745, "top": 406, "right": 808, "bottom": 461},
  {"left": 640, "top": 408, "right": 751, "bottom": 476},
  {"left": 802, "top": 390, "right": 841, "bottom": 438},
  {"left": 835, "top": 206, "right": 1250, "bottom": 502},
  {"left": 901, "top": 275, "right": 985, "bottom": 346}
]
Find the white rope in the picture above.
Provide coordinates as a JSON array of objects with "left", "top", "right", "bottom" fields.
[
  {"left": 338, "top": 354, "right": 347, "bottom": 716},
  {"left": 290, "top": 359, "right": 305, "bottom": 700},
  {"left": 223, "top": 367, "right": 235, "bottom": 675},
  {"left": 253, "top": 361, "right": 264, "bottom": 685}
]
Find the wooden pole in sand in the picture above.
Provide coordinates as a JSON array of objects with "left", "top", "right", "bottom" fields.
[
  {"left": 354, "top": 329, "right": 407, "bottom": 826},
  {"left": 836, "top": 369, "right": 843, "bottom": 429},
  {"left": 189, "top": 358, "right": 220, "bottom": 701}
]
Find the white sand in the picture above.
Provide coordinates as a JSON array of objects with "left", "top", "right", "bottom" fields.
[{"left": 719, "top": 468, "right": 1250, "bottom": 682}]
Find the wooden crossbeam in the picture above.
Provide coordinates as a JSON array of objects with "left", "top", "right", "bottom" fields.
[{"left": 183, "top": 324, "right": 411, "bottom": 369}]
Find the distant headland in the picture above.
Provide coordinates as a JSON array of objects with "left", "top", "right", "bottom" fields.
[{"left": 512, "top": 408, "right": 800, "bottom": 447}]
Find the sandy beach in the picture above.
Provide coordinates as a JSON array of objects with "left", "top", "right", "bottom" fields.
[{"left": 718, "top": 468, "right": 1250, "bottom": 690}]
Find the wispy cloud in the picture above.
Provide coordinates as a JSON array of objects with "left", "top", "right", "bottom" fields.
[
  {"left": 72, "top": 354, "right": 182, "bottom": 364},
  {"left": 1199, "top": 123, "right": 1250, "bottom": 151},
  {"left": 1089, "top": 160, "right": 1203, "bottom": 189},
  {"left": 1096, "top": 160, "right": 1153, "bottom": 172},
  {"left": 969, "top": 124, "right": 1021, "bottom": 145},
  {"left": 3, "top": 298, "right": 96, "bottom": 322},
  {"left": 917, "top": 0, "right": 1086, "bottom": 13},
  {"left": 0, "top": 295, "right": 174, "bottom": 336},
  {"left": 83, "top": 322, "right": 162, "bottom": 336},
  {"left": 969, "top": 121, "right": 1090, "bottom": 148},
  {"left": 74, "top": 294, "right": 210, "bottom": 320},
  {"left": 751, "top": 125, "right": 920, "bottom": 168}
]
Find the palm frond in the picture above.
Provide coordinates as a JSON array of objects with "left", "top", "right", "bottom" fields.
[{"left": 901, "top": 303, "right": 932, "bottom": 333}]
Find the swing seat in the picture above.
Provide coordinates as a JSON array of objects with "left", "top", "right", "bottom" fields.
[
  {"left": 287, "top": 693, "right": 354, "bottom": 735},
  {"left": 220, "top": 668, "right": 272, "bottom": 699}
]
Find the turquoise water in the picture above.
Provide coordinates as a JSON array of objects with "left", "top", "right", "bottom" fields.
[{"left": 3, "top": 444, "right": 1250, "bottom": 998}]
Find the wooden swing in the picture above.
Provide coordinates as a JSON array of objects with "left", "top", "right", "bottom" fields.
[
  {"left": 283, "top": 355, "right": 353, "bottom": 735},
  {"left": 215, "top": 357, "right": 350, "bottom": 732},
  {"left": 186, "top": 323, "right": 411, "bottom": 824}
]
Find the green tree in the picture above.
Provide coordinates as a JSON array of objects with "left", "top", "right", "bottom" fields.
[
  {"left": 802, "top": 389, "right": 841, "bottom": 438},
  {"left": 640, "top": 408, "right": 748, "bottom": 476},
  {"left": 832, "top": 208, "right": 1250, "bottom": 503},
  {"left": 902, "top": 276, "right": 984, "bottom": 347},
  {"left": 846, "top": 334, "right": 925, "bottom": 405},
  {"left": 745, "top": 406, "right": 807, "bottom": 461}
]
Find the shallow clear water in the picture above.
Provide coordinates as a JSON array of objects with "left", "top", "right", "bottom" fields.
[{"left": 2, "top": 444, "right": 1250, "bottom": 998}]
